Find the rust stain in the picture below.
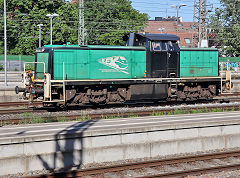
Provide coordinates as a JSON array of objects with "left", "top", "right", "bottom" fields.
[{"left": 190, "top": 69, "right": 195, "bottom": 74}]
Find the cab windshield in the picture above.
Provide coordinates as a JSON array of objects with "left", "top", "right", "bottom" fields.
[{"left": 151, "top": 41, "right": 179, "bottom": 52}]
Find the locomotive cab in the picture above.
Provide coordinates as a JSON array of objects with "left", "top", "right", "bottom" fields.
[{"left": 124, "top": 32, "right": 180, "bottom": 78}]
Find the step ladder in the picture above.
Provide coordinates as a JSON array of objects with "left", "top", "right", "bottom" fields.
[
  {"left": 221, "top": 70, "right": 232, "bottom": 94},
  {"left": 170, "top": 82, "right": 178, "bottom": 97}
]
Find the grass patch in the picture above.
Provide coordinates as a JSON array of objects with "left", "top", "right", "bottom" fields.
[
  {"left": 22, "top": 112, "right": 34, "bottom": 118},
  {"left": 57, "top": 117, "right": 69, "bottom": 122},
  {"left": 127, "top": 115, "right": 139, "bottom": 118},
  {"left": 100, "top": 113, "right": 124, "bottom": 120},
  {"left": 151, "top": 107, "right": 238, "bottom": 117},
  {"left": 30, "top": 117, "right": 46, "bottom": 124},
  {"left": 75, "top": 115, "right": 92, "bottom": 121}
]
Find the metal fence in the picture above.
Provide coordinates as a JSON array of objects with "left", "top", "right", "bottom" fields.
[
  {"left": 0, "top": 60, "right": 24, "bottom": 71},
  {"left": 219, "top": 62, "right": 240, "bottom": 72},
  {"left": 0, "top": 55, "right": 35, "bottom": 71}
]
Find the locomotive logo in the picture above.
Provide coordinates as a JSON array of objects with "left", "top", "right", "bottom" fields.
[{"left": 98, "top": 56, "right": 129, "bottom": 74}]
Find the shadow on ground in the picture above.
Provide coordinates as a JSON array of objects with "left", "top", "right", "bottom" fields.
[{"left": 37, "top": 119, "right": 99, "bottom": 177}]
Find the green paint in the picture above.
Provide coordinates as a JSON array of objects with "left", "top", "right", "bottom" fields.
[
  {"left": 51, "top": 46, "right": 146, "bottom": 80},
  {"left": 36, "top": 53, "right": 49, "bottom": 79},
  {"left": 180, "top": 48, "right": 219, "bottom": 77}
]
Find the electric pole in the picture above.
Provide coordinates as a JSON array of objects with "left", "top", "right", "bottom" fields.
[
  {"left": 37, "top": 24, "right": 43, "bottom": 48},
  {"left": 193, "top": 0, "right": 211, "bottom": 47},
  {"left": 78, "top": 0, "right": 86, "bottom": 45},
  {"left": 4, "top": 0, "right": 7, "bottom": 87}
]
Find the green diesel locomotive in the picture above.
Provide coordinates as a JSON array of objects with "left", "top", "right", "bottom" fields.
[{"left": 15, "top": 33, "right": 227, "bottom": 106}]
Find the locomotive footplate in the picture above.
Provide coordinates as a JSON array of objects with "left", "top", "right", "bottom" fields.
[{"left": 62, "top": 77, "right": 222, "bottom": 86}]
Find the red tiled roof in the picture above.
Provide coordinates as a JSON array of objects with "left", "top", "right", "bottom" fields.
[{"left": 71, "top": 0, "right": 78, "bottom": 4}]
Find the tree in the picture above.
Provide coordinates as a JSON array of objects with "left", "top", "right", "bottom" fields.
[
  {"left": 210, "top": 0, "right": 240, "bottom": 56},
  {"left": 0, "top": 0, "right": 148, "bottom": 55},
  {"left": 84, "top": 0, "right": 148, "bottom": 45},
  {"left": 0, "top": 0, "right": 74, "bottom": 55}
]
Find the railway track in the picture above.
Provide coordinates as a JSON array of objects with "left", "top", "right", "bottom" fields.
[
  {"left": 0, "top": 108, "right": 36, "bottom": 115},
  {"left": 0, "top": 101, "right": 43, "bottom": 115},
  {"left": 0, "top": 101, "right": 42, "bottom": 108},
  {"left": 0, "top": 92, "right": 239, "bottom": 109},
  {"left": 1, "top": 99, "right": 240, "bottom": 125},
  {"left": 26, "top": 150, "right": 240, "bottom": 178}
]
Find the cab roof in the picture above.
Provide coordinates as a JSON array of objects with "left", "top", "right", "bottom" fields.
[{"left": 135, "top": 33, "right": 180, "bottom": 41}]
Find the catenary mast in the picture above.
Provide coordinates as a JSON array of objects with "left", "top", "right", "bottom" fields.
[
  {"left": 78, "top": 0, "right": 87, "bottom": 45},
  {"left": 193, "top": 0, "right": 211, "bottom": 47}
]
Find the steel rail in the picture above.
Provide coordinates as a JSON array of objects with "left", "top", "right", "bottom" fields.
[
  {"left": 0, "top": 93, "right": 238, "bottom": 109},
  {"left": 141, "top": 164, "right": 240, "bottom": 178},
  {"left": 0, "top": 101, "right": 42, "bottom": 108},
  {"left": 0, "top": 108, "right": 35, "bottom": 115},
  {"left": 0, "top": 91, "right": 238, "bottom": 109},
  {"left": 26, "top": 150, "right": 240, "bottom": 178},
  {"left": 0, "top": 94, "right": 238, "bottom": 109},
  {"left": 0, "top": 101, "right": 43, "bottom": 115}
]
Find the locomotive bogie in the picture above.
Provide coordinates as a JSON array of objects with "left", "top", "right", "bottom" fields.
[{"left": 39, "top": 77, "right": 221, "bottom": 106}]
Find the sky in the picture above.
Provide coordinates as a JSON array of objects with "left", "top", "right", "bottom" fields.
[{"left": 130, "top": 0, "right": 221, "bottom": 22}]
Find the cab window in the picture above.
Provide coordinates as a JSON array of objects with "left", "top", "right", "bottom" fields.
[
  {"left": 168, "top": 41, "right": 174, "bottom": 51},
  {"left": 161, "top": 42, "right": 167, "bottom": 51},
  {"left": 152, "top": 41, "right": 161, "bottom": 51},
  {"left": 172, "top": 41, "right": 180, "bottom": 51}
]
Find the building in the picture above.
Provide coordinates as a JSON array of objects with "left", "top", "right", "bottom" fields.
[
  {"left": 70, "top": 0, "right": 78, "bottom": 3},
  {"left": 144, "top": 17, "right": 198, "bottom": 48}
]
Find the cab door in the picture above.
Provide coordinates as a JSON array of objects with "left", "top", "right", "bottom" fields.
[
  {"left": 150, "top": 41, "right": 168, "bottom": 78},
  {"left": 35, "top": 52, "right": 49, "bottom": 79},
  {"left": 167, "top": 41, "right": 180, "bottom": 78}
]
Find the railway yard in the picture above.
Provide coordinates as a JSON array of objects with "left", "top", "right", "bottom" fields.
[
  {"left": 1, "top": 50, "right": 240, "bottom": 177},
  {"left": 1, "top": 72, "right": 240, "bottom": 178},
  {"left": 1, "top": 0, "right": 240, "bottom": 176}
]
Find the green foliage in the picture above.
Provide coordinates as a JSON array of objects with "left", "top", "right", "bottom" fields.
[
  {"left": 25, "top": 64, "right": 34, "bottom": 71},
  {"left": 0, "top": 0, "right": 148, "bottom": 55},
  {"left": 0, "top": 63, "right": 3, "bottom": 71},
  {"left": 85, "top": 0, "right": 148, "bottom": 45},
  {"left": 210, "top": 0, "right": 240, "bottom": 57}
]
